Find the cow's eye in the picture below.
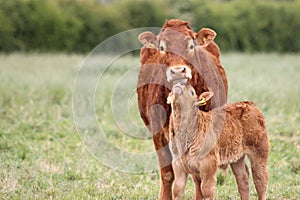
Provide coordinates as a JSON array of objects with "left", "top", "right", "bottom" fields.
[
  {"left": 159, "top": 40, "right": 166, "bottom": 52},
  {"left": 188, "top": 39, "right": 195, "bottom": 51}
]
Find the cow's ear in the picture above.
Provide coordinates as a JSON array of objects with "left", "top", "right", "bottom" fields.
[
  {"left": 195, "top": 28, "right": 217, "bottom": 46},
  {"left": 138, "top": 31, "right": 157, "bottom": 48}
]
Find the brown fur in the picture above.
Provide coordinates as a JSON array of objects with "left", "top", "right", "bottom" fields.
[
  {"left": 196, "top": 27, "right": 227, "bottom": 96},
  {"left": 137, "top": 19, "right": 228, "bottom": 200},
  {"left": 168, "top": 84, "right": 270, "bottom": 200}
]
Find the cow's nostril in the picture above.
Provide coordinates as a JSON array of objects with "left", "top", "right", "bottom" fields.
[
  {"left": 171, "top": 69, "right": 175, "bottom": 74},
  {"left": 182, "top": 68, "right": 186, "bottom": 73}
]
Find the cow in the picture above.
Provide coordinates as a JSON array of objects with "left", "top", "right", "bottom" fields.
[{"left": 137, "top": 19, "right": 228, "bottom": 199}]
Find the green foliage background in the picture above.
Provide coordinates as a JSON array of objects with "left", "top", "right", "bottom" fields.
[{"left": 0, "top": 0, "right": 300, "bottom": 53}]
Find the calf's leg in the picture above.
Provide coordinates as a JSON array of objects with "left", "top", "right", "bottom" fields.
[
  {"left": 230, "top": 156, "right": 250, "bottom": 200},
  {"left": 172, "top": 159, "right": 188, "bottom": 200},
  {"left": 249, "top": 158, "right": 268, "bottom": 200},
  {"left": 200, "top": 157, "right": 218, "bottom": 200},
  {"left": 248, "top": 136, "right": 270, "bottom": 200},
  {"left": 192, "top": 174, "right": 203, "bottom": 200}
]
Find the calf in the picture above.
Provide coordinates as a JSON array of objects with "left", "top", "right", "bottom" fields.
[{"left": 167, "top": 82, "right": 270, "bottom": 200}]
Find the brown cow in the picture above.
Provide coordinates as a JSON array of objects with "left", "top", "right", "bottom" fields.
[{"left": 137, "top": 19, "right": 228, "bottom": 200}]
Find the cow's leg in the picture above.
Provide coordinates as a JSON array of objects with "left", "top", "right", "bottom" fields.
[
  {"left": 159, "top": 165, "right": 174, "bottom": 200},
  {"left": 153, "top": 130, "right": 174, "bottom": 200}
]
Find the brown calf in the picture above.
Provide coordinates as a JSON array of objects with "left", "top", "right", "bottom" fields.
[{"left": 168, "top": 82, "right": 270, "bottom": 200}]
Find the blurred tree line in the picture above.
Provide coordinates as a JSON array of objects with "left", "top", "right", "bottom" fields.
[{"left": 0, "top": 0, "right": 299, "bottom": 53}]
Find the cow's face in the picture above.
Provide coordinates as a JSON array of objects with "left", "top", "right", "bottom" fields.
[
  {"left": 158, "top": 29, "right": 196, "bottom": 56},
  {"left": 138, "top": 20, "right": 219, "bottom": 89},
  {"left": 138, "top": 29, "right": 195, "bottom": 84},
  {"left": 158, "top": 29, "right": 194, "bottom": 84}
]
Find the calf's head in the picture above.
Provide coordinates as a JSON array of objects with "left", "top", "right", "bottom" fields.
[{"left": 167, "top": 82, "right": 214, "bottom": 111}]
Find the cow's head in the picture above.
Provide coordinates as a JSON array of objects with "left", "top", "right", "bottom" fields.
[
  {"left": 138, "top": 19, "right": 218, "bottom": 85},
  {"left": 138, "top": 19, "right": 226, "bottom": 110}
]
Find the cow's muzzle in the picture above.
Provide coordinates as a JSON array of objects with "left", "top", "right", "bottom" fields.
[{"left": 166, "top": 65, "right": 192, "bottom": 84}]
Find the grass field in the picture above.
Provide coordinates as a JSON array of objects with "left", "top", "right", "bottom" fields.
[{"left": 0, "top": 53, "right": 299, "bottom": 199}]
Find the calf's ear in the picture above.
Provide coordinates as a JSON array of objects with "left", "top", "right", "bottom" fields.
[
  {"left": 138, "top": 31, "right": 157, "bottom": 48},
  {"left": 167, "top": 92, "right": 174, "bottom": 104},
  {"left": 199, "top": 91, "right": 214, "bottom": 100},
  {"left": 197, "top": 92, "right": 214, "bottom": 106},
  {"left": 196, "top": 28, "right": 217, "bottom": 46}
]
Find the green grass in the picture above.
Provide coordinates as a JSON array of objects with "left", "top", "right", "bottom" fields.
[{"left": 0, "top": 53, "right": 299, "bottom": 199}]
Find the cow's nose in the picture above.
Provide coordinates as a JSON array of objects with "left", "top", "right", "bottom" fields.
[
  {"left": 166, "top": 65, "right": 192, "bottom": 82},
  {"left": 170, "top": 66, "right": 186, "bottom": 75}
]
